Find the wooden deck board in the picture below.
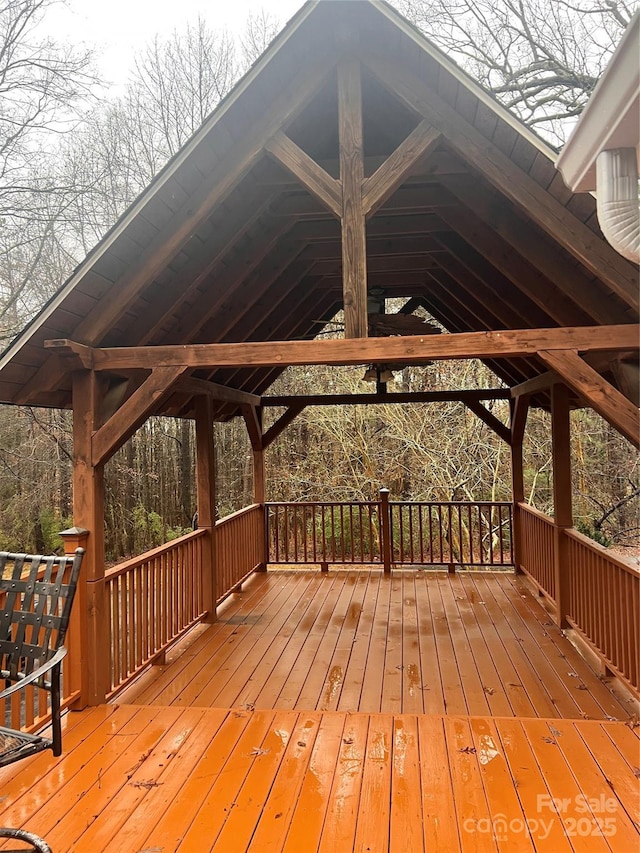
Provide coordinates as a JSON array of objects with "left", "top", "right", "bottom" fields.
[
  {"left": 117, "top": 570, "right": 634, "bottom": 721},
  {"left": 0, "top": 707, "right": 637, "bottom": 852}
]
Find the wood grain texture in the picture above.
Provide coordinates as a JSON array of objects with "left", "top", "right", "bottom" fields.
[
  {"left": 265, "top": 131, "right": 342, "bottom": 217},
  {"left": 117, "top": 569, "right": 631, "bottom": 720},
  {"left": 358, "top": 48, "right": 639, "bottom": 311},
  {"left": 338, "top": 59, "right": 368, "bottom": 339},
  {"left": 539, "top": 349, "right": 640, "bottom": 448},
  {"left": 50, "top": 324, "right": 640, "bottom": 371}
]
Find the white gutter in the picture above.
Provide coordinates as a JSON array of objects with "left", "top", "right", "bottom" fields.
[
  {"left": 557, "top": 11, "right": 640, "bottom": 263},
  {"left": 596, "top": 148, "right": 640, "bottom": 264}
]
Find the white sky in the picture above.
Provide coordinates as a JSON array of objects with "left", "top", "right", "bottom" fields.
[{"left": 44, "top": 0, "right": 305, "bottom": 89}]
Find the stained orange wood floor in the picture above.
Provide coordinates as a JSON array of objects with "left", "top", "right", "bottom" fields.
[
  {"left": 1, "top": 570, "right": 638, "bottom": 852},
  {"left": 118, "top": 569, "right": 634, "bottom": 720},
  {"left": 0, "top": 704, "right": 638, "bottom": 852}
]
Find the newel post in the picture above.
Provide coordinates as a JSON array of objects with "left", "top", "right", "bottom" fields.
[
  {"left": 379, "top": 488, "right": 392, "bottom": 574},
  {"left": 59, "top": 526, "right": 89, "bottom": 705},
  {"left": 551, "top": 383, "right": 572, "bottom": 628}
]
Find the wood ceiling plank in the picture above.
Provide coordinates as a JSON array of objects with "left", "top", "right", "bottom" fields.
[
  {"left": 17, "top": 52, "right": 339, "bottom": 401},
  {"left": 265, "top": 132, "right": 342, "bottom": 218},
  {"left": 436, "top": 206, "right": 595, "bottom": 326},
  {"left": 338, "top": 58, "right": 368, "bottom": 339},
  {"left": 538, "top": 350, "right": 639, "bottom": 448},
  {"left": 362, "top": 122, "right": 441, "bottom": 217},
  {"left": 429, "top": 257, "right": 540, "bottom": 331},
  {"left": 359, "top": 50, "right": 639, "bottom": 312},
  {"left": 116, "top": 184, "right": 281, "bottom": 347},
  {"left": 433, "top": 233, "right": 553, "bottom": 328},
  {"left": 51, "top": 325, "right": 639, "bottom": 371},
  {"left": 80, "top": 55, "right": 330, "bottom": 344},
  {"left": 167, "top": 218, "right": 301, "bottom": 345},
  {"left": 440, "top": 174, "right": 632, "bottom": 325}
]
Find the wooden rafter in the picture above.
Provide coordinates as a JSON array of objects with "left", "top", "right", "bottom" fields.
[
  {"left": 538, "top": 349, "right": 640, "bottom": 448},
  {"left": 359, "top": 49, "right": 639, "bottom": 312},
  {"left": 440, "top": 174, "right": 632, "bottom": 325},
  {"left": 14, "top": 53, "right": 339, "bottom": 402},
  {"left": 436, "top": 206, "right": 594, "bottom": 326}
]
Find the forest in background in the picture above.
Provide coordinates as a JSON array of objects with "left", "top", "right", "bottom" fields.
[{"left": 0, "top": 0, "right": 637, "bottom": 558}]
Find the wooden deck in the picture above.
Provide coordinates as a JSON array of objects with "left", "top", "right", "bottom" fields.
[
  {"left": 118, "top": 569, "right": 634, "bottom": 720},
  {"left": 0, "top": 705, "right": 638, "bottom": 851},
  {"left": 1, "top": 569, "right": 638, "bottom": 851}
]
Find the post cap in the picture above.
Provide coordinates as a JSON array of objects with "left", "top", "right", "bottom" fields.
[{"left": 59, "top": 527, "right": 90, "bottom": 537}]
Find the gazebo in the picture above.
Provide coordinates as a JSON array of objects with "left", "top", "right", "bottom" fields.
[{"left": 0, "top": 1, "right": 637, "bottom": 848}]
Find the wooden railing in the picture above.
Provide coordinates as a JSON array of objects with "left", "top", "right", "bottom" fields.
[
  {"left": 267, "top": 501, "right": 381, "bottom": 565},
  {"left": 565, "top": 528, "right": 639, "bottom": 694},
  {"left": 105, "top": 529, "right": 207, "bottom": 696},
  {"left": 390, "top": 501, "right": 512, "bottom": 567},
  {"left": 517, "top": 503, "right": 556, "bottom": 599},
  {"left": 266, "top": 499, "right": 513, "bottom": 568},
  {"left": 215, "top": 503, "right": 265, "bottom": 602}
]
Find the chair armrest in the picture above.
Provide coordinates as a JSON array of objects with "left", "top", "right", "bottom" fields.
[{"left": 0, "top": 646, "right": 67, "bottom": 700}]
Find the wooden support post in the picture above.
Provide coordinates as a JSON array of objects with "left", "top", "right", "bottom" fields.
[
  {"left": 338, "top": 59, "right": 368, "bottom": 339},
  {"left": 510, "top": 395, "right": 530, "bottom": 574},
  {"left": 551, "top": 383, "right": 572, "bottom": 628},
  {"left": 59, "top": 526, "right": 89, "bottom": 705},
  {"left": 71, "top": 371, "right": 108, "bottom": 707},
  {"left": 195, "top": 397, "right": 217, "bottom": 622},
  {"left": 379, "top": 488, "right": 392, "bottom": 574}
]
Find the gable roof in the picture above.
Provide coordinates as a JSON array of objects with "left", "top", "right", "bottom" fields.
[{"left": 0, "top": 0, "right": 637, "bottom": 419}]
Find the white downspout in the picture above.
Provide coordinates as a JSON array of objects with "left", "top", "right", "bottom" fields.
[{"left": 595, "top": 148, "right": 640, "bottom": 264}]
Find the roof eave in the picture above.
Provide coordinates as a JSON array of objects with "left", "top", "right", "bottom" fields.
[{"left": 557, "top": 10, "right": 640, "bottom": 193}]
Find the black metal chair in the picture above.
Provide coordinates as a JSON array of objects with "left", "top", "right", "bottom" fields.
[{"left": 0, "top": 548, "right": 84, "bottom": 852}]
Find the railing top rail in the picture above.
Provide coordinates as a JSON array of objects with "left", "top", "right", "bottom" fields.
[
  {"left": 216, "top": 503, "right": 262, "bottom": 527},
  {"left": 266, "top": 500, "right": 512, "bottom": 508},
  {"left": 105, "top": 528, "right": 206, "bottom": 580},
  {"left": 389, "top": 500, "right": 512, "bottom": 508},
  {"left": 266, "top": 501, "right": 379, "bottom": 508},
  {"left": 565, "top": 526, "right": 640, "bottom": 577},
  {"left": 517, "top": 502, "right": 555, "bottom": 524}
]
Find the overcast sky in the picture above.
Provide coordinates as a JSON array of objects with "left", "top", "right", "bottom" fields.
[{"left": 44, "top": 0, "right": 305, "bottom": 88}]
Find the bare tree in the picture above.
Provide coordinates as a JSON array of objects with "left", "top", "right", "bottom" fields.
[{"left": 394, "top": 0, "right": 638, "bottom": 142}]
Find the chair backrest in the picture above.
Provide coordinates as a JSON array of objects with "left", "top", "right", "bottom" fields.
[{"left": 0, "top": 549, "right": 84, "bottom": 683}]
